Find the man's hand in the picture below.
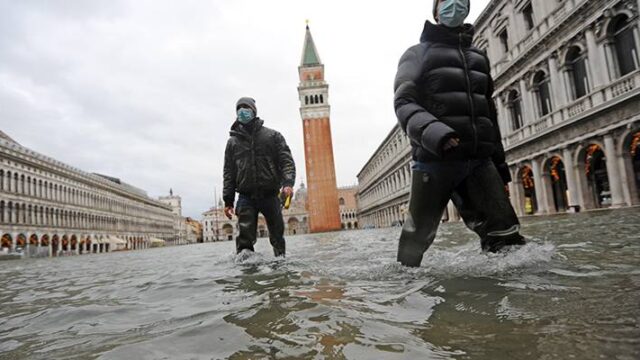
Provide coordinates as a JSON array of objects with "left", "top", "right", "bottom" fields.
[
  {"left": 282, "top": 186, "right": 293, "bottom": 197},
  {"left": 224, "top": 206, "right": 234, "bottom": 220},
  {"left": 443, "top": 137, "right": 460, "bottom": 152}
]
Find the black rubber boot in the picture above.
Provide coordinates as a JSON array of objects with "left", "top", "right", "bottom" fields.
[
  {"left": 235, "top": 203, "right": 258, "bottom": 254},
  {"left": 259, "top": 196, "right": 286, "bottom": 257},
  {"left": 397, "top": 169, "right": 453, "bottom": 267},
  {"left": 452, "top": 161, "right": 526, "bottom": 253}
]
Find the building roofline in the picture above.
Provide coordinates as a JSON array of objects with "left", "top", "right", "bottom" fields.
[{"left": 356, "top": 123, "right": 401, "bottom": 178}]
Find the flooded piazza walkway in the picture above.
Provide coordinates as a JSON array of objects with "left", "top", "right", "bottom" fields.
[{"left": 0, "top": 208, "right": 639, "bottom": 359}]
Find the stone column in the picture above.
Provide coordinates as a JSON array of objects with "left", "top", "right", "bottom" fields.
[
  {"left": 519, "top": 78, "right": 535, "bottom": 125},
  {"left": 548, "top": 53, "right": 567, "bottom": 109},
  {"left": 10, "top": 233, "right": 16, "bottom": 252},
  {"left": 603, "top": 135, "right": 625, "bottom": 207},
  {"left": 509, "top": 179, "right": 523, "bottom": 217},
  {"left": 562, "top": 147, "right": 580, "bottom": 210},
  {"left": 585, "top": 26, "right": 607, "bottom": 90},
  {"left": 531, "top": 158, "right": 549, "bottom": 214}
]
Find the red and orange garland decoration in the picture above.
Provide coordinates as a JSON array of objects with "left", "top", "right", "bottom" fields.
[
  {"left": 550, "top": 156, "right": 562, "bottom": 182},
  {"left": 521, "top": 166, "right": 534, "bottom": 190},
  {"left": 631, "top": 132, "right": 640, "bottom": 157},
  {"left": 585, "top": 144, "right": 601, "bottom": 177}
]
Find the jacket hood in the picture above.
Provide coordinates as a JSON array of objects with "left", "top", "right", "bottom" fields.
[
  {"left": 230, "top": 118, "right": 264, "bottom": 138},
  {"left": 420, "top": 20, "right": 474, "bottom": 46}
]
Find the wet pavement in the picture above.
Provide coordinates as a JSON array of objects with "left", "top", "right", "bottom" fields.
[{"left": 0, "top": 208, "right": 639, "bottom": 359}]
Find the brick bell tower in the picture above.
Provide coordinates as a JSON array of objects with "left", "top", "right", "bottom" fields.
[{"left": 298, "top": 23, "right": 341, "bottom": 233}]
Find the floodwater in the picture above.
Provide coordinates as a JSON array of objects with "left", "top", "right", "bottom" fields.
[{"left": 1, "top": 209, "right": 639, "bottom": 360}]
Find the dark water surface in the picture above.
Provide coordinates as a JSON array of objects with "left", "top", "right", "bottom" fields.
[{"left": 1, "top": 208, "right": 639, "bottom": 359}]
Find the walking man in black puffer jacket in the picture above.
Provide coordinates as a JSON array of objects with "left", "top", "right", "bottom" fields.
[
  {"left": 394, "top": 0, "right": 525, "bottom": 267},
  {"left": 223, "top": 97, "right": 295, "bottom": 257}
]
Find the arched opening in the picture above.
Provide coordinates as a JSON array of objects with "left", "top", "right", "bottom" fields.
[
  {"left": 630, "top": 132, "right": 640, "bottom": 202},
  {"left": 40, "top": 234, "right": 49, "bottom": 248},
  {"left": 1, "top": 234, "right": 12, "bottom": 253},
  {"left": 565, "top": 46, "right": 589, "bottom": 99},
  {"left": 16, "top": 234, "right": 26, "bottom": 251},
  {"left": 506, "top": 90, "right": 523, "bottom": 130},
  {"left": 51, "top": 235, "right": 60, "bottom": 257},
  {"left": 305, "top": 95, "right": 309, "bottom": 105},
  {"left": 287, "top": 217, "right": 299, "bottom": 235},
  {"left": 609, "top": 15, "right": 638, "bottom": 77},
  {"left": 258, "top": 224, "right": 267, "bottom": 238},
  {"left": 584, "top": 144, "right": 611, "bottom": 207},
  {"left": 533, "top": 71, "right": 552, "bottom": 116},
  {"left": 546, "top": 156, "right": 569, "bottom": 212},
  {"left": 70, "top": 235, "right": 78, "bottom": 252},
  {"left": 520, "top": 166, "right": 537, "bottom": 215},
  {"left": 339, "top": 197, "right": 345, "bottom": 206},
  {"left": 354, "top": 221, "right": 358, "bottom": 229},
  {"left": 61, "top": 235, "right": 69, "bottom": 252},
  {"left": 347, "top": 222, "right": 352, "bottom": 229}
]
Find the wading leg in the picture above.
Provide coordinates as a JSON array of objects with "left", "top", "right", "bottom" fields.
[
  {"left": 260, "top": 196, "right": 286, "bottom": 257},
  {"left": 452, "top": 161, "right": 525, "bottom": 252},
  {"left": 397, "top": 168, "right": 454, "bottom": 267},
  {"left": 235, "top": 197, "right": 258, "bottom": 253}
]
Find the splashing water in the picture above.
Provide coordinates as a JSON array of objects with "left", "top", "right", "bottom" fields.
[{"left": 0, "top": 208, "right": 639, "bottom": 359}]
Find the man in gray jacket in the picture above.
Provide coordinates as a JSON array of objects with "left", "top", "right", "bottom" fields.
[
  {"left": 223, "top": 97, "right": 295, "bottom": 257},
  {"left": 393, "top": 0, "right": 525, "bottom": 267}
]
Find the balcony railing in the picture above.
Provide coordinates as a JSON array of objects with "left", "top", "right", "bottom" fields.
[{"left": 504, "top": 70, "right": 640, "bottom": 148}]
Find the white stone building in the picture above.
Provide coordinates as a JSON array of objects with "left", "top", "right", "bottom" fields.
[
  {"left": 476, "top": 0, "right": 640, "bottom": 214},
  {"left": 356, "top": 0, "right": 640, "bottom": 224},
  {"left": 158, "top": 190, "right": 192, "bottom": 244},
  {"left": 0, "top": 132, "right": 175, "bottom": 258}
]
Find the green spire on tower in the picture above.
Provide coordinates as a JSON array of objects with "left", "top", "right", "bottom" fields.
[{"left": 301, "top": 22, "right": 321, "bottom": 66}]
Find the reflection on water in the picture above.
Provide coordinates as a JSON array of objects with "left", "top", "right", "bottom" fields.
[{"left": 1, "top": 208, "right": 639, "bottom": 359}]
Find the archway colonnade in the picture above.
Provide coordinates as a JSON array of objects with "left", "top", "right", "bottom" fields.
[{"left": 509, "top": 128, "right": 640, "bottom": 215}]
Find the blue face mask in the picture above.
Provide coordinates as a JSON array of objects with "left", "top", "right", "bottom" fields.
[
  {"left": 438, "top": 0, "right": 469, "bottom": 28},
  {"left": 237, "top": 108, "right": 254, "bottom": 124}
]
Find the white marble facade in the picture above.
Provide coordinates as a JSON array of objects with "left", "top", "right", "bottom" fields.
[{"left": 0, "top": 133, "right": 175, "bottom": 257}]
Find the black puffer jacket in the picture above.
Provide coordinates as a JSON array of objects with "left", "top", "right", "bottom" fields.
[
  {"left": 223, "top": 118, "right": 296, "bottom": 206},
  {"left": 394, "top": 21, "right": 511, "bottom": 183}
]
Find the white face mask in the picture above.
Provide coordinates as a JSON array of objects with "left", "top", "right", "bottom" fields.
[{"left": 438, "top": 0, "right": 470, "bottom": 28}]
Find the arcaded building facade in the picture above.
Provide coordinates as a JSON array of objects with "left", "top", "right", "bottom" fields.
[
  {"left": 476, "top": 0, "right": 640, "bottom": 215},
  {"left": 0, "top": 132, "right": 175, "bottom": 257}
]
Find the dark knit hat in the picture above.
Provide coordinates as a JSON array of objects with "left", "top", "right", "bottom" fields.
[{"left": 236, "top": 97, "right": 257, "bottom": 116}]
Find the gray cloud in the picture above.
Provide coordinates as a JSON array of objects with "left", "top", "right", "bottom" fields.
[{"left": 0, "top": 0, "right": 488, "bottom": 218}]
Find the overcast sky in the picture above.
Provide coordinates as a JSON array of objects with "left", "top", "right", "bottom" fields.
[{"left": 0, "top": 0, "right": 488, "bottom": 218}]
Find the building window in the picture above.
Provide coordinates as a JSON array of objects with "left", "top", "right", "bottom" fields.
[
  {"left": 610, "top": 15, "right": 638, "bottom": 77},
  {"left": 339, "top": 197, "right": 345, "bottom": 206},
  {"left": 305, "top": 96, "right": 309, "bottom": 105},
  {"left": 565, "top": 46, "right": 589, "bottom": 99},
  {"left": 499, "top": 29, "right": 509, "bottom": 54},
  {"left": 522, "top": 3, "right": 534, "bottom": 31},
  {"left": 533, "top": 71, "right": 552, "bottom": 116},
  {"left": 506, "top": 90, "right": 523, "bottom": 131}
]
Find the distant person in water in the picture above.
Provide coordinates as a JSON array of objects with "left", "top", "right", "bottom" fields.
[
  {"left": 223, "top": 97, "right": 295, "bottom": 257},
  {"left": 393, "top": 0, "right": 525, "bottom": 267}
]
